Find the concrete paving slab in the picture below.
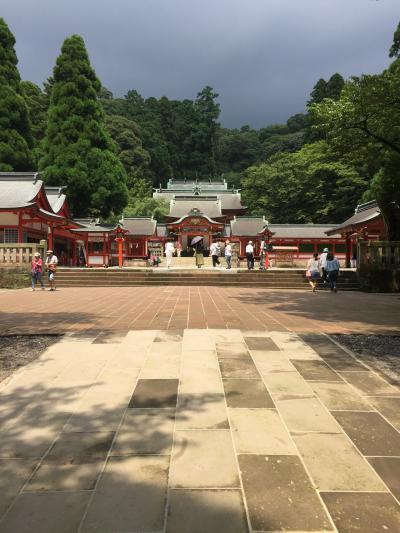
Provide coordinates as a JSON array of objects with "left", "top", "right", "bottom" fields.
[
  {"left": 229, "top": 408, "right": 296, "bottom": 454},
  {"left": 332, "top": 411, "right": 400, "bottom": 456},
  {"left": 244, "top": 336, "right": 280, "bottom": 351},
  {"left": 26, "top": 461, "right": 104, "bottom": 491},
  {"left": 140, "top": 352, "right": 181, "bottom": 379},
  {"left": 0, "top": 459, "right": 37, "bottom": 518},
  {"left": 319, "top": 352, "right": 369, "bottom": 371},
  {"left": 0, "top": 491, "right": 91, "bottom": 533},
  {"left": 216, "top": 342, "right": 250, "bottom": 359},
  {"left": 311, "top": 381, "right": 373, "bottom": 411},
  {"left": 291, "top": 360, "right": 343, "bottom": 382},
  {"left": 239, "top": 454, "right": 333, "bottom": 532},
  {"left": 262, "top": 371, "right": 314, "bottom": 398},
  {"left": 170, "top": 430, "right": 239, "bottom": 488},
  {"left": 277, "top": 397, "right": 342, "bottom": 433},
  {"left": 176, "top": 393, "right": 229, "bottom": 429},
  {"left": 167, "top": 489, "right": 249, "bottom": 533},
  {"left": 365, "top": 396, "right": 400, "bottom": 430},
  {"left": 219, "top": 358, "right": 259, "bottom": 379},
  {"left": 181, "top": 349, "right": 218, "bottom": 370},
  {"left": 321, "top": 492, "right": 400, "bottom": 533},
  {"left": 111, "top": 408, "right": 175, "bottom": 454},
  {"left": 223, "top": 379, "right": 275, "bottom": 408},
  {"left": 44, "top": 431, "right": 114, "bottom": 464},
  {"left": 367, "top": 457, "right": 400, "bottom": 502},
  {"left": 81, "top": 455, "right": 169, "bottom": 532},
  {"left": 293, "top": 432, "right": 387, "bottom": 491},
  {"left": 250, "top": 350, "right": 296, "bottom": 373},
  {"left": 340, "top": 371, "right": 400, "bottom": 396},
  {"left": 129, "top": 379, "right": 179, "bottom": 408}
]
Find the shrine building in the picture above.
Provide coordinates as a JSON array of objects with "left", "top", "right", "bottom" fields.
[{"left": 1, "top": 172, "right": 384, "bottom": 267}]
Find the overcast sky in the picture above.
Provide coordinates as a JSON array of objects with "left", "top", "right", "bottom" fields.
[{"left": 3, "top": 0, "right": 400, "bottom": 128}]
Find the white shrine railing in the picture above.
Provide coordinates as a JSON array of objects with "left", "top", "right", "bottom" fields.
[{"left": 0, "top": 243, "right": 46, "bottom": 265}]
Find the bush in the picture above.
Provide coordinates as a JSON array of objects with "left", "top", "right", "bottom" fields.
[{"left": 0, "top": 267, "right": 30, "bottom": 289}]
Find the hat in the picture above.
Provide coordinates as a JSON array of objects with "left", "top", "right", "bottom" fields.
[
  {"left": 323, "top": 248, "right": 329, "bottom": 253},
  {"left": 34, "top": 252, "right": 40, "bottom": 257},
  {"left": 249, "top": 240, "right": 253, "bottom": 244},
  {"left": 47, "top": 250, "right": 53, "bottom": 254}
]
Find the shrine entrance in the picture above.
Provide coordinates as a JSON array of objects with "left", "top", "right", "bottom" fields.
[{"left": 166, "top": 214, "right": 225, "bottom": 254}]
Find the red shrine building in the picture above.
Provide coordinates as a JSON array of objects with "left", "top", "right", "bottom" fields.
[{"left": 0, "top": 173, "right": 386, "bottom": 267}]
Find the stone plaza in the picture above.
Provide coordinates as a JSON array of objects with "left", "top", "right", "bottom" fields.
[{"left": 0, "top": 287, "right": 399, "bottom": 532}]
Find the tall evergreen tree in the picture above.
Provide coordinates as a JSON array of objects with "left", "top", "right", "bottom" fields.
[
  {"left": 40, "top": 35, "right": 128, "bottom": 217},
  {"left": 0, "top": 18, "right": 33, "bottom": 171}
]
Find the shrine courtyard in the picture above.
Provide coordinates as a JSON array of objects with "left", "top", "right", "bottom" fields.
[{"left": 0, "top": 287, "right": 399, "bottom": 532}]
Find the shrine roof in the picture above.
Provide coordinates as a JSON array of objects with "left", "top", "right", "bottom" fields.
[
  {"left": 325, "top": 201, "right": 381, "bottom": 235},
  {"left": 122, "top": 217, "right": 157, "bottom": 236},
  {"left": 168, "top": 198, "right": 223, "bottom": 219},
  {"left": 230, "top": 217, "right": 267, "bottom": 236},
  {"left": 0, "top": 172, "right": 42, "bottom": 209},
  {"left": 270, "top": 224, "right": 341, "bottom": 239},
  {"left": 166, "top": 178, "right": 228, "bottom": 191},
  {"left": 45, "top": 187, "right": 67, "bottom": 214}
]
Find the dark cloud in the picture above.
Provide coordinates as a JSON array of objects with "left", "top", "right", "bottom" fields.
[{"left": 3, "top": 0, "right": 400, "bottom": 127}]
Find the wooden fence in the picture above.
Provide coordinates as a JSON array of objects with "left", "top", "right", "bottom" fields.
[{"left": 0, "top": 243, "right": 46, "bottom": 265}]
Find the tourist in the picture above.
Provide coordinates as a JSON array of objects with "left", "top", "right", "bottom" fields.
[
  {"left": 165, "top": 241, "right": 175, "bottom": 268},
  {"left": 325, "top": 252, "right": 340, "bottom": 293},
  {"left": 320, "top": 247, "right": 329, "bottom": 284},
  {"left": 225, "top": 240, "right": 232, "bottom": 269},
  {"left": 245, "top": 240, "right": 254, "bottom": 270},
  {"left": 194, "top": 240, "right": 204, "bottom": 268},
  {"left": 30, "top": 252, "right": 45, "bottom": 291},
  {"left": 351, "top": 249, "right": 357, "bottom": 268},
  {"left": 45, "top": 250, "right": 58, "bottom": 291},
  {"left": 210, "top": 240, "right": 221, "bottom": 268},
  {"left": 176, "top": 241, "right": 182, "bottom": 257},
  {"left": 306, "top": 252, "right": 320, "bottom": 292}
]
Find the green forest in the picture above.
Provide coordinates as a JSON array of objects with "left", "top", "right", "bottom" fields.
[{"left": 0, "top": 17, "right": 399, "bottom": 238}]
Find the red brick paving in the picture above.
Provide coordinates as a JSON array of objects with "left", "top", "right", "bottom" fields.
[{"left": 0, "top": 286, "right": 399, "bottom": 334}]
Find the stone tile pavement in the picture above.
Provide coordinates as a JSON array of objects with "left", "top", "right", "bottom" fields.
[
  {"left": 0, "top": 286, "right": 400, "bottom": 334},
  {"left": 0, "top": 329, "right": 399, "bottom": 532}
]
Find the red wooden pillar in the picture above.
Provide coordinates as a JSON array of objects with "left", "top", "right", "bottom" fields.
[
  {"left": 18, "top": 213, "right": 23, "bottom": 243},
  {"left": 345, "top": 235, "right": 351, "bottom": 268}
]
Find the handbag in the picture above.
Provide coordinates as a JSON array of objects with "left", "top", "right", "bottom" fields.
[{"left": 305, "top": 270, "right": 311, "bottom": 278}]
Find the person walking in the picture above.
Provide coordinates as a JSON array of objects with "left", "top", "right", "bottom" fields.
[
  {"left": 225, "top": 240, "right": 232, "bottom": 269},
  {"left": 165, "top": 241, "right": 175, "bottom": 269},
  {"left": 45, "top": 250, "right": 58, "bottom": 291},
  {"left": 245, "top": 240, "right": 254, "bottom": 270},
  {"left": 210, "top": 240, "right": 221, "bottom": 268},
  {"left": 194, "top": 240, "right": 204, "bottom": 269},
  {"left": 306, "top": 253, "right": 320, "bottom": 292},
  {"left": 325, "top": 252, "right": 340, "bottom": 293},
  {"left": 176, "top": 242, "right": 182, "bottom": 257},
  {"left": 30, "top": 252, "right": 45, "bottom": 291},
  {"left": 320, "top": 247, "right": 329, "bottom": 284}
]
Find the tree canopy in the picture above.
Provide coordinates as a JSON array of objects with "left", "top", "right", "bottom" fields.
[
  {"left": 0, "top": 18, "right": 33, "bottom": 171},
  {"left": 39, "top": 35, "right": 128, "bottom": 218}
]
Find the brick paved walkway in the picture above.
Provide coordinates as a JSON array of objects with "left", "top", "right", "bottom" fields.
[
  {"left": 0, "top": 329, "right": 399, "bottom": 532},
  {"left": 0, "top": 287, "right": 399, "bottom": 334}
]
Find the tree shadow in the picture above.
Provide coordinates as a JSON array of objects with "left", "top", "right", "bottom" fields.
[
  {"left": 0, "top": 376, "right": 250, "bottom": 532},
  {"left": 230, "top": 291, "right": 400, "bottom": 333}
]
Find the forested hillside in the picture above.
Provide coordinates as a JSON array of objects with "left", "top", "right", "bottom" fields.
[{"left": 1, "top": 16, "right": 399, "bottom": 236}]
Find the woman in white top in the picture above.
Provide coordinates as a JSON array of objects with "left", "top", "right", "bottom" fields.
[
  {"left": 165, "top": 241, "right": 175, "bottom": 269},
  {"left": 306, "top": 252, "right": 320, "bottom": 292}
]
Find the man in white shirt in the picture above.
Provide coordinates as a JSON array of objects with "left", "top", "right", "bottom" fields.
[
  {"left": 45, "top": 250, "right": 58, "bottom": 291},
  {"left": 210, "top": 240, "right": 221, "bottom": 268},
  {"left": 319, "top": 247, "right": 329, "bottom": 284},
  {"left": 164, "top": 241, "right": 175, "bottom": 269},
  {"left": 224, "top": 240, "right": 232, "bottom": 269},
  {"left": 245, "top": 240, "right": 254, "bottom": 270}
]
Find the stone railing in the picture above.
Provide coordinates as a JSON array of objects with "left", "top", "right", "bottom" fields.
[
  {"left": 0, "top": 242, "right": 46, "bottom": 265},
  {"left": 358, "top": 241, "right": 400, "bottom": 267}
]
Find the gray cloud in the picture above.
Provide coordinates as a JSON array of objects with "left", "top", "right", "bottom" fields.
[{"left": 3, "top": 0, "right": 400, "bottom": 127}]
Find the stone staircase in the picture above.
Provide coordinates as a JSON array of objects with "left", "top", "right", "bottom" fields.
[{"left": 56, "top": 268, "right": 360, "bottom": 290}]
